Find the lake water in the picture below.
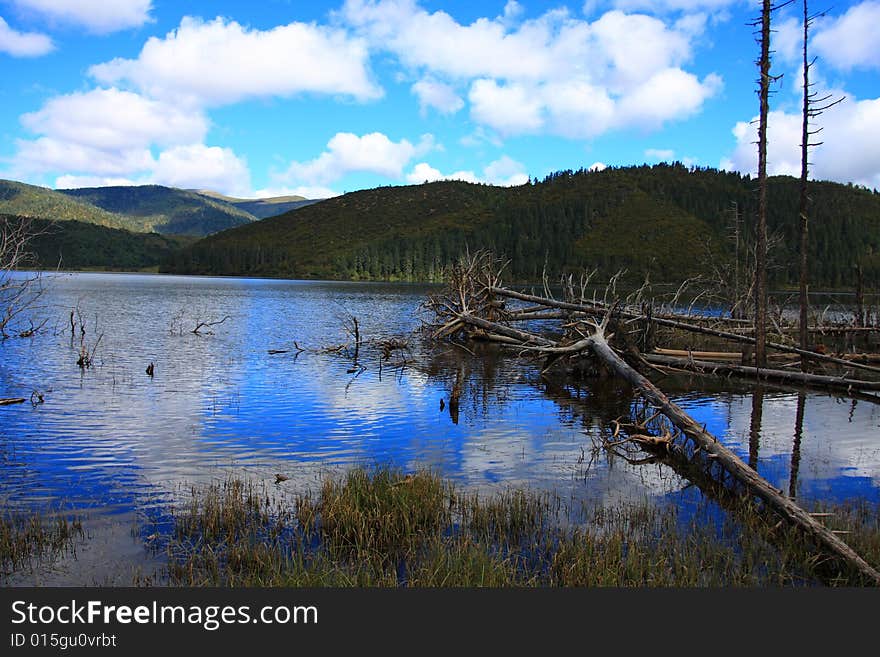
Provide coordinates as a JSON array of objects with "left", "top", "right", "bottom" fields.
[{"left": 2, "top": 272, "right": 880, "bottom": 584}]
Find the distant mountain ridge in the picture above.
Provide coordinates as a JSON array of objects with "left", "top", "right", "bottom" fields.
[
  {"left": 0, "top": 179, "right": 317, "bottom": 237},
  {"left": 191, "top": 190, "right": 323, "bottom": 219},
  {"left": 0, "top": 179, "right": 133, "bottom": 231},
  {"left": 59, "top": 184, "right": 255, "bottom": 235}
]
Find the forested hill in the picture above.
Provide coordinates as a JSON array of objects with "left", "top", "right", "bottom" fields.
[
  {"left": 2, "top": 214, "right": 191, "bottom": 271},
  {"left": 58, "top": 185, "right": 257, "bottom": 235},
  {"left": 163, "top": 163, "right": 880, "bottom": 288},
  {"left": 0, "top": 179, "right": 133, "bottom": 230}
]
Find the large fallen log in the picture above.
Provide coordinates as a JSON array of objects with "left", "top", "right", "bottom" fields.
[
  {"left": 590, "top": 332, "right": 880, "bottom": 585},
  {"left": 490, "top": 286, "right": 880, "bottom": 377},
  {"left": 451, "top": 311, "right": 880, "bottom": 585},
  {"left": 645, "top": 353, "right": 880, "bottom": 393},
  {"left": 652, "top": 348, "right": 798, "bottom": 362}
]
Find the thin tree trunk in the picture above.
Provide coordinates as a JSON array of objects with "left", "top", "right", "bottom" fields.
[
  {"left": 799, "top": 0, "right": 811, "bottom": 368},
  {"left": 749, "top": 387, "right": 764, "bottom": 470},
  {"left": 790, "top": 392, "right": 806, "bottom": 498},
  {"left": 755, "top": 0, "right": 772, "bottom": 368}
]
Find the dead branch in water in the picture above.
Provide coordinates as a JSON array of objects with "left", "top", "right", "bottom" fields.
[
  {"left": 192, "top": 315, "right": 230, "bottom": 336},
  {"left": 488, "top": 286, "right": 880, "bottom": 377},
  {"left": 644, "top": 353, "right": 880, "bottom": 395},
  {"left": 423, "top": 250, "right": 880, "bottom": 585}
]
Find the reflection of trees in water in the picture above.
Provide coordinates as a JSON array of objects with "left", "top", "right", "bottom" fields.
[
  {"left": 749, "top": 387, "right": 764, "bottom": 471},
  {"left": 790, "top": 393, "right": 805, "bottom": 499},
  {"left": 415, "top": 337, "right": 635, "bottom": 429},
  {"left": 415, "top": 340, "right": 520, "bottom": 425},
  {"left": 412, "top": 340, "right": 831, "bottom": 506},
  {"left": 538, "top": 376, "right": 637, "bottom": 437}
]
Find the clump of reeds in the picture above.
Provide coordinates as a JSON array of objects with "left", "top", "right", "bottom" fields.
[
  {"left": 0, "top": 512, "right": 84, "bottom": 579},
  {"left": 163, "top": 466, "right": 880, "bottom": 587}
]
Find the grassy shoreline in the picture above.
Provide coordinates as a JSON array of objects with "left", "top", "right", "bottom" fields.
[
  {"left": 3, "top": 467, "right": 877, "bottom": 586},
  {"left": 160, "top": 466, "right": 880, "bottom": 587},
  {"left": 1, "top": 512, "right": 84, "bottom": 582}
]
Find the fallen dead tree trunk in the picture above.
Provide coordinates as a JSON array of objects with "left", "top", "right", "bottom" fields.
[
  {"left": 653, "top": 348, "right": 798, "bottom": 362},
  {"left": 490, "top": 286, "right": 880, "bottom": 377},
  {"left": 589, "top": 332, "right": 880, "bottom": 585},
  {"left": 451, "top": 311, "right": 880, "bottom": 585},
  {"left": 423, "top": 253, "right": 880, "bottom": 583},
  {"left": 645, "top": 353, "right": 880, "bottom": 393}
]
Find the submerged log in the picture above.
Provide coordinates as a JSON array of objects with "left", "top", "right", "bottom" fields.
[
  {"left": 450, "top": 310, "right": 880, "bottom": 585},
  {"left": 590, "top": 331, "right": 880, "bottom": 585},
  {"left": 653, "top": 348, "right": 798, "bottom": 362},
  {"left": 645, "top": 353, "right": 880, "bottom": 393},
  {"left": 489, "top": 286, "right": 880, "bottom": 377}
]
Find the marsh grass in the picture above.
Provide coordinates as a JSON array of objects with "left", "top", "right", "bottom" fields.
[
  {"left": 0, "top": 512, "right": 84, "bottom": 580},
  {"left": 164, "top": 466, "right": 880, "bottom": 587}
]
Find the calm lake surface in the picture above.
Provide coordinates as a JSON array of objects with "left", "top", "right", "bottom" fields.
[{"left": 2, "top": 272, "right": 880, "bottom": 584}]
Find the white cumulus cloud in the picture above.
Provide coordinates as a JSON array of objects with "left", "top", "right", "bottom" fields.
[
  {"left": 10, "top": 0, "right": 153, "bottom": 34},
  {"left": 90, "top": 16, "right": 381, "bottom": 106},
  {"left": 406, "top": 155, "right": 528, "bottom": 186},
  {"left": 0, "top": 16, "right": 53, "bottom": 56},
  {"left": 15, "top": 137, "right": 155, "bottom": 177},
  {"left": 812, "top": 1, "right": 880, "bottom": 72},
  {"left": 277, "top": 132, "right": 435, "bottom": 186},
  {"left": 411, "top": 77, "right": 463, "bottom": 115},
  {"left": 601, "top": 0, "right": 741, "bottom": 13},
  {"left": 252, "top": 185, "right": 340, "bottom": 200},
  {"left": 342, "top": 1, "right": 721, "bottom": 139},
  {"left": 468, "top": 80, "right": 545, "bottom": 135},
  {"left": 722, "top": 95, "right": 880, "bottom": 190},
  {"left": 20, "top": 88, "right": 208, "bottom": 151},
  {"left": 12, "top": 87, "right": 252, "bottom": 197},
  {"left": 151, "top": 144, "right": 251, "bottom": 197},
  {"left": 55, "top": 175, "right": 140, "bottom": 189},
  {"left": 15, "top": 88, "right": 207, "bottom": 177}
]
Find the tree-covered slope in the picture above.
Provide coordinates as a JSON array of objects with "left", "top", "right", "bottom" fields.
[
  {"left": 162, "top": 163, "right": 880, "bottom": 288},
  {"left": 0, "top": 179, "right": 132, "bottom": 230},
  {"left": 4, "top": 214, "right": 192, "bottom": 271},
  {"left": 59, "top": 185, "right": 256, "bottom": 236}
]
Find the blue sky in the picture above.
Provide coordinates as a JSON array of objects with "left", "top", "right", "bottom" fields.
[{"left": 1, "top": 0, "right": 878, "bottom": 198}]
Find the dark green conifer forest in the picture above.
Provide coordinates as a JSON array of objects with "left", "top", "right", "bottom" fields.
[{"left": 163, "top": 164, "right": 880, "bottom": 288}]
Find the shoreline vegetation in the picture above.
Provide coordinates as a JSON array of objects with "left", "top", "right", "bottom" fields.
[
  {"left": 3, "top": 467, "right": 877, "bottom": 587},
  {"left": 155, "top": 467, "right": 878, "bottom": 587},
  {"left": 0, "top": 512, "right": 84, "bottom": 582},
  {"left": 13, "top": 268, "right": 879, "bottom": 300}
]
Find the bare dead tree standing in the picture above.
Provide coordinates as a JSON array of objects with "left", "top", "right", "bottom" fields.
[
  {"left": 798, "top": 0, "right": 844, "bottom": 368},
  {"left": 753, "top": 0, "right": 773, "bottom": 368},
  {"left": 0, "top": 216, "right": 45, "bottom": 339}
]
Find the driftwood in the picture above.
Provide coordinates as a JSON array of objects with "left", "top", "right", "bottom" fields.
[
  {"left": 652, "top": 348, "right": 798, "bottom": 362},
  {"left": 0, "top": 397, "right": 26, "bottom": 406},
  {"left": 590, "top": 332, "right": 880, "bottom": 585},
  {"left": 645, "top": 353, "right": 880, "bottom": 393},
  {"left": 450, "top": 310, "right": 880, "bottom": 585},
  {"left": 490, "top": 286, "right": 880, "bottom": 377},
  {"left": 421, "top": 255, "right": 880, "bottom": 585}
]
